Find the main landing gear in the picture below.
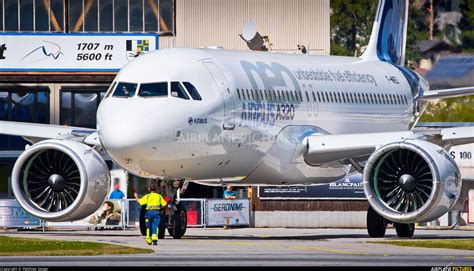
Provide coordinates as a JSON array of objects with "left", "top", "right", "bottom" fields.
[
  {"left": 139, "top": 180, "right": 188, "bottom": 239},
  {"left": 366, "top": 206, "right": 415, "bottom": 238}
]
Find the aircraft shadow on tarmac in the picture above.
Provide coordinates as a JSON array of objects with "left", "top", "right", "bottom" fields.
[
  {"left": 182, "top": 234, "right": 474, "bottom": 241},
  {"left": 5, "top": 230, "right": 474, "bottom": 241}
]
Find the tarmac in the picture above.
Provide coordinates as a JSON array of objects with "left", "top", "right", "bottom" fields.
[{"left": 1, "top": 227, "right": 474, "bottom": 267}]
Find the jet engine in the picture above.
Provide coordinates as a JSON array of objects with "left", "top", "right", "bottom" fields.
[
  {"left": 363, "top": 140, "right": 461, "bottom": 223},
  {"left": 11, "top": 139, "right": 110, "bottom": 222}
]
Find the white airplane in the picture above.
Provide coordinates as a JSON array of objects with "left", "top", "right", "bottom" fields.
[{"left": 1, "top": 0, "right": 474, "bottom": 239}]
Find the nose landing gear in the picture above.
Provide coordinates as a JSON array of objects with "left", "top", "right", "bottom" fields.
[{"left": 139, "top": 180, "right": 188, "bottom": 239}]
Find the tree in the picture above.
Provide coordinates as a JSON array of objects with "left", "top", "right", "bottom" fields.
[
  {"left": 460, "top": 0, "right": 474, "bottom": 50},
  {"left": 330, "top": 0, "right": 377, "bottom": 57},
  {"left": 330, "top": 0, "right": 427, "bottom": 66},
  {"left": 406, "top": 1, "right": 429, "bottom": 68}
]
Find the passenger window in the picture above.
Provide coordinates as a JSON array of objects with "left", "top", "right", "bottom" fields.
[
  {"left": 113, "top": 82, "right": 138, "bottom": 97},
  {"left": 237, "top": 89, "right": 241, "bottom": 100},
  {"left": 251, "top": 89, "right": 255, "bottom": 100},
  {"left": 171, "top": 82, "right": 190, "bottom": 100},
  {"left": 305, "top": 91, "right": 310, "bottom": 102},
  {"left": 183, "top": 82, "right": 202, "bottom": 100},
  {"left": 312, "top": 91, "right": 317, "bottom": 102},
  {"left": 316, "top": 92, "right": 321, "bottom": 103}
]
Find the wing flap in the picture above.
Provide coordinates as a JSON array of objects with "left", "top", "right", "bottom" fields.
[{"left": 441, "top": 126, "right": 474, "bottom": 146}]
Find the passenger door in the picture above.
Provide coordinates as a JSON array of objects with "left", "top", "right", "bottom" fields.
[{"left": 202, "top": 62, "right": 235, "bottom": 130}]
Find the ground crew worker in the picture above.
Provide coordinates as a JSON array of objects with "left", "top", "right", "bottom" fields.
[{"left": 133, "top": 182, "right": 168, "bottom": 245}]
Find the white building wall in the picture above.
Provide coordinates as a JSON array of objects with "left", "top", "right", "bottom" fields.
[{"left": 159, "top": 0, "right": 330, "bottom": 55}]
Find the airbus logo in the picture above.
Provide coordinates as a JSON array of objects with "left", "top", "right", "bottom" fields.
[
  {"left": 188, "top": 117, "right": 208, "bottom": 125},
  {"left": 0, "top": 44, "right": 6, "bottom": 59}
]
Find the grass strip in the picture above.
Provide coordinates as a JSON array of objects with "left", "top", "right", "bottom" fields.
[
  {"left": 0, "top": 235, "right": 153, "bottom": 256},
  {"left": 372, "top": 239, "right": 474, "bottom": 251}
]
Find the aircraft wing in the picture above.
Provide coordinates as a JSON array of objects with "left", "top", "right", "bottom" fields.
[
  {"left": 0, "top": 121, "right": 100, "bottom": 146},
  {"left": 304, "top": 126, "right": 474, "bottom": 165},
  {"left": 421, "top": 86, "right": 474, "bottom": 100}
]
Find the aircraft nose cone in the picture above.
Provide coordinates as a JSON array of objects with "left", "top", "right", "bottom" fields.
[{"left": 97, "top": 99, "right": 146, "bottom": 155}]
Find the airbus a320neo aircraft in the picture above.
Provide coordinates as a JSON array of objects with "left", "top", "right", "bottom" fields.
[{"left": 1, "top": 0, "right": 473, "bottom": 239}]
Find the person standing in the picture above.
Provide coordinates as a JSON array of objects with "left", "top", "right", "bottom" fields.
[
  {"left": 133, "top": 182, "right": 168, "bottom": 245},
  {"left": 223, "top": 185, "right": 237, "bottom": 199},
  {"left": 109, "top": 181, "right": 125, "bottom": 200}
]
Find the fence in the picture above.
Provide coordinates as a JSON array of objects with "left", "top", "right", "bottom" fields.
[{"left": 0, "top": 198, "right": 250, "bottom": 230}]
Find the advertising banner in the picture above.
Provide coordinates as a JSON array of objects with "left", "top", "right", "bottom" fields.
[
  {"left": 47, "top": 199, "right": 124, "bottom": 228},
  {"left": 0, "top": 33, "right": 158, "bottom": 72},
  {"left": 0, "top": 199, "right": 41, "bottom": 227},
  {"left": 206, "top": 199, "right": 250, "bottom": 226},
  {"left": 258, "top": 173, "right": 365, "bottom": 200}
]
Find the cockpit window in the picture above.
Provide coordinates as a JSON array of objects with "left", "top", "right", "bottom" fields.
[
  {"left": 171, "top": 82, "right": 190, "bottom": 100},
  {"left": 182, "top": 82, "right": 202, "bottom": 101},
  {"left": 113, "top": 82, "right": 137, "bottom": 98},
  {"left": 138, "top": 82, "right": 168, "bottom": 97},
  {"left": 105, "top": 81, "right": 117, "bottom": 98}
]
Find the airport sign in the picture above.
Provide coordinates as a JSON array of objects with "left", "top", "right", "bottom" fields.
[{"left": 0, "top": 32, "right": 158, "bottom": 72}]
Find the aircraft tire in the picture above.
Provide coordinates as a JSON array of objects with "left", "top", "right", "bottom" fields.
[
  {"left": 158, "top": 212, "right": 166, "bottom": 239},
  {"left": 168, "top": 203, "right": 187, "bottom": 239},
  {"left": 139, "top": 205, "right": 147, "bottom": 236},
  {"left": 367, "top": 206, "right": 387, "bottom": 238},
  {"left": 395, "top": 223, "right": 415, "bottom": 238}
]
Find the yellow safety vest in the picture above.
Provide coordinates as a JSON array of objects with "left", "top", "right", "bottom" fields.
[{"left": 138, "top": 192, "right": 167, "bottom": 210}]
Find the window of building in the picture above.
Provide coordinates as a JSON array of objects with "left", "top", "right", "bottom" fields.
[
  {"left": 0, "top": 87, "right": 50, "bottom": 150},
  {"left": 1, "top": 0, "right": 64, "bottom": 31},
  {"left": 67, "top": 0, "right": 174, "bottom": 34},
  {"left": 60, "top": 87, "right": 107, "bottom": 129},
  {"left": 138, "top": 82, "right": 168, "bottom": 97},
  {"left": 171, "top": 81, "right": 189, "bottom": 100}
]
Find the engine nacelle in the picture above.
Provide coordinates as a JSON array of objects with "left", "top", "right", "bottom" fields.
[
  {"left": 11, "top": 139, "right": 110, "bottom": 222},
  {"left": 363, "top": 139, "right": 461, "bottom": 223}
]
